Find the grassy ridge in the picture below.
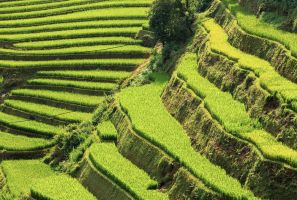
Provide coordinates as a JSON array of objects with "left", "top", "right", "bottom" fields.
[
  {"left": 0, "top": 112, "right": 61, "bottom": 137},
  {"left": 203, "top": 19, "right": 297, "bottom": 112},
  {"left": 0, "top": 131, "right": 53, "bottom": 151},
  {"left": 222, "top": 0, "right": 297, "bottom": 57},
  {"left": 0, "top": 20, "right": 147, "bottom": 34},
  {"left": 0, "top": 27, "right": 142, "bottom": 42},
  {"left": 0, "top": 0, "right": 96, "bottom": 14},
  {"left": 0, "top": 58, "right": 144, "bottom": 69},
  {"left": 15, "top": 37, "right": 142, "bottom": 49},
  {"left": 0, "top": 7, "right": 149, "bottom": 27},
  {"left": 31, "top": 175, "right": 96, "bottom": 200},
  {"left": 4, "top": 99, "right": 92, "bottom": 123},
  {"left": 0, "top": 1, "right": 152, "bottom": 20},
  {"left": 0, "top": 45, "right": 150, "bottom": 59},
  {"left": 36, "top": 70, "right": 131, "bottom": 82},
  {"left": 97, "top": 121, "right": 118, "bottom": 140},
  {"left": 27, "top": 78, "right": 117, "bottom": 91},
  {"left": 1, "top": 160, "right": 54, "bottom": 197},
  {"left": 12, "top": 89, "right": 103, "bottom": 107},
  {"left": 89, "top": 143, "right": 168, "bottom": 200},
  {"left": 2, "top": 160, "right": 95, "bottom": 199},
  {"left": 178, "top": 52, "right": 297, "bottom": 168},
  {"left": 118, "top": 73, "right": 256, "bottom": 199},
  {"left": 0, "top": 0, "right": 66, "bottom": 8}
]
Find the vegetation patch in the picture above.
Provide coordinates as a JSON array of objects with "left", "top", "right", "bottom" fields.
[
  {"left": 118, "top": 73, "right": 256, "bottom": 199},
  {"left": 31, "top": 175, "right": 96, "bottom": 200},
  {"left": 177, "top": 52, "right": 297, "bottom": 168},
  {"left": 89, "top": 142, "right": 168, "bottom": 200},
  {"left": 202, "top": 18, "right": 297, "bottom": 112},
  {"left": 97, "top": 121, "right": 118, "bottom": 141},
  {"left": 222, "top": 0, "right": 297, "bottom": 57}
]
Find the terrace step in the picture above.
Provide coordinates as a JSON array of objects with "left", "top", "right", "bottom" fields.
[
  {"left": 0, "top": 58, "right": 143, "bottom": 71},
  {"left": 1, "top": 160, "right": 96, "bottom": 199},
  {"left": 177, "top": 52, "right": 297, "bottom": 168},
  {"left": 0, "top": 0, "right": 95, "bottom": 14},
  {"left": 89, "top": 142, "right": 168, "bottom": 200},
  {"left": 3, "top": 99, "right": 92, "bottom": 124},
  {"left": 202, "top": 19, "right": 297, "bottom": 112},
  {"left": 14, "top": 36, "right": 143, "bottom": 49},
  {"left": 0, "top": 0, "right": 66, "bottom": 10},
  {"left": 36, "top": 69, "right": 130, "bottom": 83},
  {"left": 0, "top": 112, "right": 60, "bottom": 139},
  {"left": 0, "top": 27, "right": 141, "bottom": 42},
  {"left": 1, "top": 105, "right": 68, "bottom": 126},
  {"left": 117, "top": 73, "right": 256, "bottom": 199},
  {"left": 24, "top": 84, "right": 111, "bottom": 96},
  {"left": 0, "top": 44, "right": 151, "bottom": 60},
  {"left": 0, "top": 8, "right": 149, "bottom": 28},
  {"left": 9, "top": 94, "right": 96, "bottom": 113},
  {"left": 0, "top": 1, "right": 152, "bottom": 20},
  {"left": 28, "top": 78, "right": 117, "bottom": 91},
  {"left": 11, "top": 89, "right": 103, "bottom": 109},
  {"left": 0, "top": 130, "right": 53, "bottom": 152}
]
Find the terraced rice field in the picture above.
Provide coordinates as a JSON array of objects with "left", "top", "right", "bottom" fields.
[
  {"left": 0, "top": 0, "right": 150, "bottom": 154},
  {"left": 1, "top": 0, "right": 297, "bottom": 199},
  {"left": 0, "top": 0, "right": 153, "bottom": 198}
]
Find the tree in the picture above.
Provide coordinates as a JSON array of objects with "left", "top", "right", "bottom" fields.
[{"left": 149, "top": 0, "right": 195, "bottom": 43}]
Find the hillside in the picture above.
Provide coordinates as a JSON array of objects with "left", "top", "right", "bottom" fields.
[{"left": 0, "top": 0, "right": 296, "bottom": 199}]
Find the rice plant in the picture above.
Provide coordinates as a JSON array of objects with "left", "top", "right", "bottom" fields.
[
  {"left": 118, "top": 72, "right": 256, "bottom": 199},
  {"left": 177, "top": 52, "right": 297, "bottom": 168},
  {"left": 202, "top": 19, "right": 297, "bottom": 112},
  {"left": 89, "top": 143, "right": 167, "bottom": 200}
]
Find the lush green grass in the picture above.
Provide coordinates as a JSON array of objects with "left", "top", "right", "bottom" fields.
[
  {"left": 0, "top": 20, "right": 147, "bottom": 34},
  {"left": 1, "top": 160, "right": 55, "bottom": 197},
  {"left": 89, "top": 143, "right": 167, "bottom": 199},
  {"left": 0, "top": 27, "right": 142, "bottom": 42},
  {"left": 0, "top": 131, "right": 53, "bottom": 151},
  {"left": 0, "top": 0, "right": 65, "bottom": 8},
  {"left": 222, "top": 0, "right": 297, "bottom": 57},
  {"left": 177, "top": 52, "right": 297, "bottom": 168},
  {"left": 37, "top": 70, "right": 131, "bottom": 82},
  {"left": 2, "top": 160, "right": 95, "bottom": 199},
  {"left": 97, "top": 121, "right": 118, "bottom": 140},
  {"left": 203, "top": 19, "right": 297, "bottom": 111},
  {"left": 12, "top": 89, "right": 103, "bottom": 107},
  {"left": 0, "top": 58, "right": 144, "bottom": 69},
  {"left": 4, "top": 99, "right": 92, "bottom": 123},
  {"left": 0, "top": 7, "right": 149, "bottom": 27},
  {"left": 0, "top": 1, "right": 151, "bottom": 20},
  {"left": 0, "top": 0, "right": 94, "bottom": 14},
  {"left": 0, "top": 45, "right": 150, "bottom": 58},
  {"left": 28, "top": 78, "right": 117, "bottom": 91},
  {"left": 31, "top": 175, "right": 96, "bottom": 200},
  {"left": 118, "top": 73, "right": 256, "bottom": 199},
  {"left": 15, "top": 37, "right": 143, "bottom": 49},
  {"left": 0, "top": 112, "right": 61, "bottom": 137}
]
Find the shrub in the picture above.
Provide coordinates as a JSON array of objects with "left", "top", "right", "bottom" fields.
[{"left": 149, "top": 0, "right": 195, "bottom": 42}]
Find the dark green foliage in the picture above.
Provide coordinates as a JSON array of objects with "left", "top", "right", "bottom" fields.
[
  {"left": 149, "top": 0, "right": 195, "bottom": 42},
  {"left": 45, "top": 121, "right": 93, "bottom": 168},
  {"left": 196, "top": 0, "right": 213, "bottom": 12},
  {"left": 240, "top": 0, "right": 297, "bottom": 32}
]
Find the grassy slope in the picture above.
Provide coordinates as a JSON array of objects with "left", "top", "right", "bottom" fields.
[
  {"left": 202, "top": 18, "right": 297, "bottom": 111},
  {"left": 89, "top": 143, "right": 168, "bottom": 200},
  {"left": 222, "top": 0, "right": 297, "bottom": 57},
  {"left": 118, "top": 73, "right": 256, "bottom": 199},
  {"left": 177, "top": 52, "right": 297, "bottom": 168},
  {"left": 0, "top": 131, "right": 53, "bottom": 151},
  {"left": 2, "top": 160, "right": 95, "bottom": 199}
]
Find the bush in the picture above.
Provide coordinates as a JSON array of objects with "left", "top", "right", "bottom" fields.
[{"left": 149, "top": 0, "right": 196, "bottom": 42}]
